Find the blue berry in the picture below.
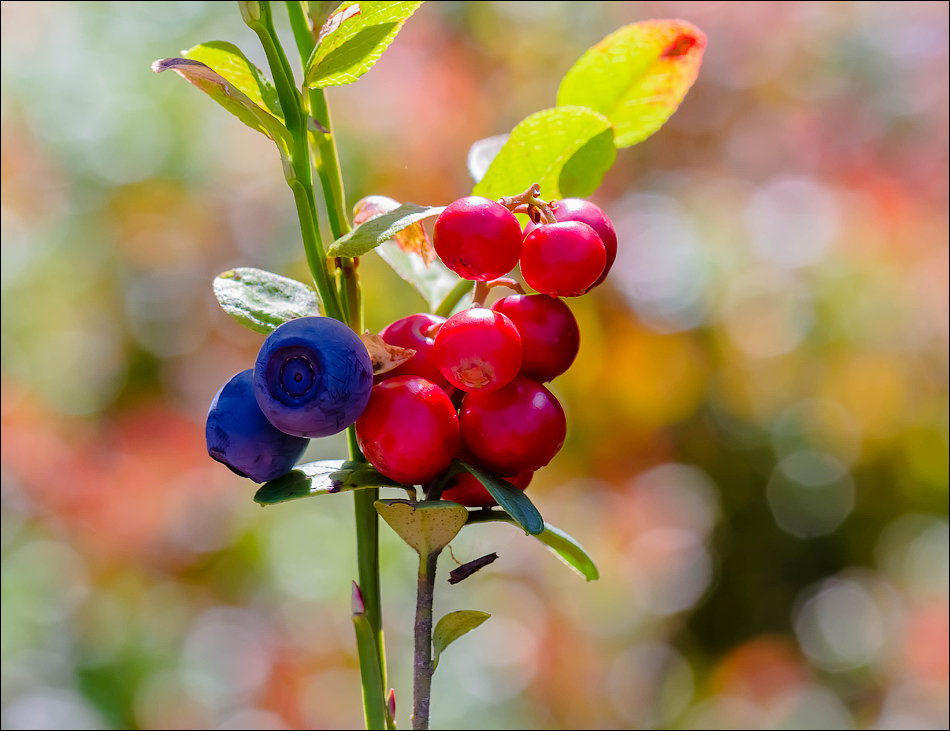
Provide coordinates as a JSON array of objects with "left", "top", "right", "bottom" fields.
[
  {"left": 206, "top": 369, "right": 309, "bottom": 483},
  {"left": 254, "top": 316, "right": 373, "bottom": 438}
]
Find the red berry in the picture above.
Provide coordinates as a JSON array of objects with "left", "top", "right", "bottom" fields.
[
  {"left": 378, "top": 313, "right": 450, "bottom": 391},
  {"left": 459, "top": 376, "right": 566, "bottom": 475},
  {"left": 433, "top": 307, "right": 522, "bottom": 393},
  {"left": 491, "top": 294, "right": 580, "bottom": 382},
  {"left": 521, "top": 221, "right": 606, "bottom": 297},
  {"left": 434, "top": 196, "right": 522, "bottom": 281},
  {"left": 441, "top": 470, "right": 533, "bottom": 508},
  {"left": 356, "top": 376, "right": 460, "bottom": 485},
  {"left": 524, "top": 198, "right": 617, "bottom": 290}
]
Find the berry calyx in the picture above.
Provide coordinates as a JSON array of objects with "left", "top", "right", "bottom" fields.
[
  {"left": 441, "top": 470, "right": 533, "bottom": 508},
  {"left": 356, "top": 376, "right": 460, "bottom": 485},
  {"left": 254, "top": 316, "right": 373, "bottom": 438},
  {"left": 206, "top": 370, "right": 309, "bottom": 483},
  {"left": 521, "top": 221, "right": 606, "bottom": 297},
  {"left": 433, "top": 307, "right": 522, "bottom": 393},
  {"left": 434, "top": 196, "right": 523, "bottom": 281},
  {"left": 524, "top": 198, "right": 617, "bottom": 290},
  {"left": 459, "top": 376, "right": 566, "bottom": 475},
  {"left": 491, "top": 294, "right": 580, "bottom": 382},
  {"left": 378, "top": 313, "right": 450, "bottom": 391}
]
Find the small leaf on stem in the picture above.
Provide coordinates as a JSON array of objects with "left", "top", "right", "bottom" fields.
[
  {"left": 328, "top": 203, "right": 445, "bottom": 258},
  {"left": 455, "top": 461, "right": 544, "bottom": 535},
  {"left": 305, "top": 1, "right": 423, "bottom": 88},
  {"left": 213, "top": 267, "right": 322, "bottom": 334},
  {"left": 467, "top": 134, "right": 509, "bottom": 183},
  {"left": 375, "top": 500, "right": 469, "bottom": 556},
  {"left": 181, "top": 41, "right": 282, "bottom": 118},
  {"left": 432, "top": 610, "right": 490, "bottom": 669},
  {"left": 151, "top": 57, "right": 291, "bottom": 155},
  {"left": 354, "top": 195, "right": 437, "bottom": 266},
  {"left": 254, "top": 460, "right": 402, "bottom": 505}
]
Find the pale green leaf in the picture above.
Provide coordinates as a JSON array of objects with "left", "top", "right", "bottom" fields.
[
  {"left": 473, "top": 106, "right": 616, "bottom": 201},
  {"left": 327, "top": 203, "right": 444, "bottom": 258},
  {"left": 466, "top": 511, "right": 599, "bottom": 581},
  {"left": 213, "top": 267, "right": 321, "bottom": 334}
]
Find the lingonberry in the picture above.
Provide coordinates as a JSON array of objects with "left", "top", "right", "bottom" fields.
[
  {"left": 433, "top": 307, "right": 522, "bottom": 393},
  {"left": 520, "top": 221, "right": 606, "bottom": 297},
  {"left": 434, "top": 196, "right": 522, "bottom": 280},
  {"left": 254, "top": 316, "right": 373, "bottom": 438},
  {"left": 378, "top": 313, "right": 450, "bottom": 391},
  {"left": 491, "top": 294, "right": 580, "bottom": 382},
  {"left": 459, "top": 376, "right": 567, "bottom": 475},
  {"left": 524, "top": 198, "right": 617, "bottom": 290},
  {"left": 441, "top": 470, "right": 533, "bottom": 508},
  {"left": 206, "top": 369, "right": 309, "bottom": 483},
  {"left": 356, "top": 376, "right": 460, "bottom": 485}
]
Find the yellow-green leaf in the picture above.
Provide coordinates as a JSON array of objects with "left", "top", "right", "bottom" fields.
[
  {"left": 375, "top": 499, "right": 468, "bottom": 556},
  {"left": 305, "top": 1, "right": 423, "bottom": 88},
  {"left": 557, "top": 20, "right": 706, "bottom": 148},
  {"left": 152, "top": 57, "right": 291, "bottom": 156},
  {"left": 182, "top": 40, "right": 282, "bottom": 119},
  {"left": 432, "top": 610, "right": 490, "bottom": 669},
  {"left": 472, "top": 106, "right": 616, "bottom": 201}
]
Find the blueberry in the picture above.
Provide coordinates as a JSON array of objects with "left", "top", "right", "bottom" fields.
[
  {"left": 206, "top": 369, "right": 310, "bottom": 483},
  {"left": 254, "top": 316, "right": 373, "bottom": 438}
]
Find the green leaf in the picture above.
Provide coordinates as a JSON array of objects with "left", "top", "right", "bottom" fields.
[
  {"left": 455, "top": 461, "right": 544, "bottom": 536},
  {"left": 305, "top": 1, "right": 423, "bottom": 88},
  {"left": 213, "top": 267, "right": 322, "bottom": 334},
  {"left": 375, "top": 499, "right": 468, "bottom": 556},
  {"left": 432, "top": 610, "right": 490, "bottom": 670},
  {"left": 556, "top": 20, "right": 706, "bottom": 148},
  {"left": 473, "top": 106, "right": 616, "bottom": 201},
  {"left": 151, "top": 57, "right": 291, "bottom": 155},
  {"left": 466, "top": 511, "right": 599, "bottom": 581},
  {"left": 254, "top": 460, "right": 401, "bottom": 505},
  {"left": 182, "top": 41, "right": 282, "bottom": 119},
  {"left": 327, "top": 203, "right": 445, "bottom": 258},
  {"left": 375, "top": 240, "right": 462, "bottom": 309}
]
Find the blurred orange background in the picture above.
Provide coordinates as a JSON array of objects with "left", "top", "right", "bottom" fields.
[{"left": 2, "top": 2, "right": 947, "bottom": 729}]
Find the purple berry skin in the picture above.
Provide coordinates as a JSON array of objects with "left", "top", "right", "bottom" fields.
[
  {"left": 254, "top": 316, "right": 373, "bottom": 438},
  {"left": 206, "top": 370, "right": 309, "bottom": 483}
]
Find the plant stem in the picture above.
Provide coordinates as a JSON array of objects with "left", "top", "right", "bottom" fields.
[
  {"left": 412, "top": 550, "right": 439, "bottom": 730},
  {"left": 247, "top": 3, "right": 343, "bottom": 321},
  {"left": 433, "top": 279, "right": 474, "bottom": 317},
  {"left": 254, "top": 5, "right": 387, "bottom": 728}
]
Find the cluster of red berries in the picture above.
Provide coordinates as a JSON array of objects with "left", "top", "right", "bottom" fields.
[{"left": 356, "top": 193, "right": 616, "bottom": 507}]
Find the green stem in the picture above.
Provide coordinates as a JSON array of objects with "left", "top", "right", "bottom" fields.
[
  {"left": 284, "top": 1, "right": 351, "bottom": 238},
  {"left": 247, "top": 3, "right": 343, "bottom": 321},
  {"left": 412, "top": 551, "right": 439, "bottom": 730},
  {"left": 433, "top": 279, "right": 474, "bottom": 317},
  {"left": 251, "top": 5, "right": 385, "bottom": 729}
]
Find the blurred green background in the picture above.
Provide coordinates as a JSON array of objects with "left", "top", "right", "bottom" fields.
[{"left": 2, "top": 2, "right": 947, "bottom": 729}]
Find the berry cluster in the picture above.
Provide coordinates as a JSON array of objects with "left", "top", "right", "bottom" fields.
[
  {"left": 206, "top": 188, "right": 616, "bottom": 510},
  {"left": 358, "top": 192, "right": 615, "bottom": 506}
]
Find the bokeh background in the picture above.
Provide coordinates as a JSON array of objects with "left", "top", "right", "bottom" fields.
[{"left": 2, "top": 2, "right": 948, "bottom": 729}]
